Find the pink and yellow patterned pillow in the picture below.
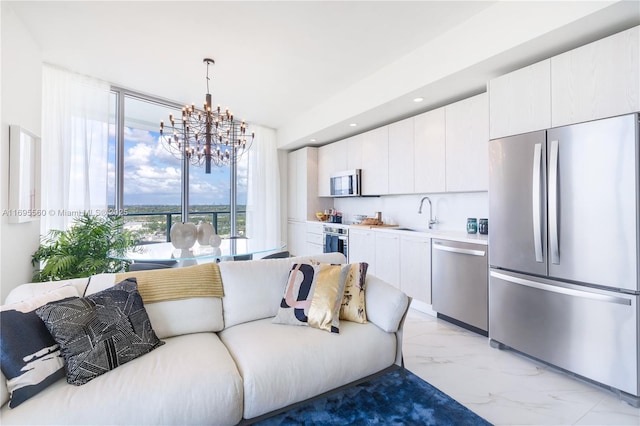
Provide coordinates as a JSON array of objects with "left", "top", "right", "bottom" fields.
[
  {"left": 273, "top": 263, "right": 347, "bottom": 333},
  {"left": 340, "top": 262, "right": 368, "bottom": 323}
]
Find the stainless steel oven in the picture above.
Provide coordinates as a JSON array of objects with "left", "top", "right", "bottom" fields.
[{"left": 323, "top": 225, "right": 348, "bottom": 261}]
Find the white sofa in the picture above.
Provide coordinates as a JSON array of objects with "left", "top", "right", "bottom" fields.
[{"left": 0, "top": 253, "right": 410, "bottom": 425}]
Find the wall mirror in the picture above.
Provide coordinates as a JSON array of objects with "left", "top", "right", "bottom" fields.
[{"left": 9, "top": 125, "right": 41, "bottom": 223}]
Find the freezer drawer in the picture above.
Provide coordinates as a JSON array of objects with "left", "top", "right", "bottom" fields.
[
  {"left": 490, "top": 269, "right": 639, "bottom": 397},
  {"left": 432, "top": 239, "right": 488, "bottom": 332}
]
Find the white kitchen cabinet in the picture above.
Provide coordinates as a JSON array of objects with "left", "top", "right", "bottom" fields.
[
  {"left": 287, "top": 220, "right": 306, "bottom": 257},
  {"left": 347, "top": 133, "right": 364, "bottom": 171},
  {"left": 400, "top": 235, "right": 431, "bottom": 304},
  {"left": 414, "top": 107, "right": 446, "bottom": 193},
  {"left": 287, "top": 147, "right": 321, "bottom": 221},
  {"left": 489, "top": 59, "right": 552, "bottom": 139},
  {"left": 306, "top": 222, "right": 324, "bottom": 255},
  {"left": 317, "top": 139, "right": 348, "bottom": 197},
  {"left": 374, "top": 232, "right": 400, "bottom": 288},
  {"left": 388, "top": 117, "right": 415, "bottom": 194},
  {"left": 361, "top": 126, "right": 389, "bottom": 195},
  {"left": 445, "top": 93, "right": 489, "bottom": 192},
  {"left": 551, "top": 26, "right": 639, "bottom": 128},
  {"left": 348, "top": 228, "right": 376, "bottom": 276}
]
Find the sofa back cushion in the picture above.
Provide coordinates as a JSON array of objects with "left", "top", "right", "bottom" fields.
[
  {"left": 87, "top": 263, "right": 224, "bottom": 338},
  {"left": 220, "top": 253, "right": 346, "bottom": 328}
]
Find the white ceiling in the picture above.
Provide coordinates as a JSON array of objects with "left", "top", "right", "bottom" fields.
[{"left": 6, "top": 1, "right": 640, "bottom": 149}]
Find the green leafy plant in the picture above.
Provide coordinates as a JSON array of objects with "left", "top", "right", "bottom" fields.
[{"left": 32, "top": 213, "right": 140, "bottom": 282}]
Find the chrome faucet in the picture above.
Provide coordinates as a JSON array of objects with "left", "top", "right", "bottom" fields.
[{"left": 418, "top": 196, "right": 438, "bottom": 229}]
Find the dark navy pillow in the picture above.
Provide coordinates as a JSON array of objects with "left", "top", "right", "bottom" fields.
[{"left": 0, "top": 286, "right": 79, "bottom": 408}]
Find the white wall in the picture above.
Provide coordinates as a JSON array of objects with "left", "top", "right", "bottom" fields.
[
  {"left": 1, "top": 3, "right": 43, "bottom": 300},
  {"left": 333, "top": 192, "right": 488, "bottom": 233}
]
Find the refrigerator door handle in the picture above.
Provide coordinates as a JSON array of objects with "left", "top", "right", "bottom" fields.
[
  {"left": 490, "top": 271, "right": 632, "bottom": 306},
  {"left": 549, "top": 139, "right": 560, "bottom": 265},
  {"left": 532, "top": 143, "right": 543, "bottom": 263}
]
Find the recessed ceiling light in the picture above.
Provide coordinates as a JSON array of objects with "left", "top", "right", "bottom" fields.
[
  {"left": 349, "top": 123, "right": 358, "bottom": 127},
  {"left": 310, "top": 138, "right": 317, "bottom": 142},
  {"left": 413, "top": 97, "right": 424, "bottom": 103}
]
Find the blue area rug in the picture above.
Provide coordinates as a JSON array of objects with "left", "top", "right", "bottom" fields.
[{"left": 253, "top": 367, "right": 492, "bottom": 425}]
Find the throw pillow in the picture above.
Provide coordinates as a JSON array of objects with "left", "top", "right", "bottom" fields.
[
  {"left": 273, "top": 263, "right": 348, "bottom": 333},
  {"left": 0, "top": 286, "right": 79, "bottom": 408},
  {"left": 36, "top": 278, "right": 164, "bottom": 386},
  {"left": 340, "top": 262, "right": 369, "bottom": 323}
]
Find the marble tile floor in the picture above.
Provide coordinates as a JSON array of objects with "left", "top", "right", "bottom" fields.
[{"left": 402, "top": 309, "right": 640, "bottom": 425}]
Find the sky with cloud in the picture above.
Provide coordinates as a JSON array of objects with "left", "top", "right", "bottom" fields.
[{"left": 107, "top": 127, "right": 247, "bottom": 207}]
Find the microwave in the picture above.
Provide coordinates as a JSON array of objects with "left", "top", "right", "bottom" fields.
[{"left": 330, "top": 169, "right": 361, "bottom": 197}]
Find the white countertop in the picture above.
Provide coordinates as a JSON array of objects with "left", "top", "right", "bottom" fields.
[{"left": 307, "top": 220, "right": 488, "bottom": 245}]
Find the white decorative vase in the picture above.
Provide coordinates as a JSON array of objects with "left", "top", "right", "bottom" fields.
[
  {"left": 170, "top": 222, "right": 198, "bottom": 249},
  {"left": 197, "top": 221, "right": 215, "bottom": 246},
  {"left": 209, "top": 233, "right": 222, "bottom": 248}
]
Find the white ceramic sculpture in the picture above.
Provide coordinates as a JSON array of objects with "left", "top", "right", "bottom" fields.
[
  {"left": 197, "top": 221, "right": 215, "bottom": 246},
  {"left": 170, "top": 222, "right": 198, "bottom": 250}
]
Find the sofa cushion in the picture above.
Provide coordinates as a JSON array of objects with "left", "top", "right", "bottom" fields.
[
  {"left": 272, "top": 263, "right": 347, "bottom": 333},
  {"left": 340, "top": 262, "right": 369, "bottom": 323},
  {"left": 219, "top": 318, "right": 397, "bottom": 420},
  {"left": 36, "top": 278, "right": 163, "bottom": 386},
  {"left": 88, "top": 266, "right": 224, "bottom": 338},
  {"left": 220, "top": 253, "right": 347, "bottom": 329},
  {"left": 0, "top": 286, "right": 78, "bottom": 408},
  {"left": 0, "top": 333, "right": 243, "bottom": 425}
]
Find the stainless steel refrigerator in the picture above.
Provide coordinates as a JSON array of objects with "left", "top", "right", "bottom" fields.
[{"left": 488, "top": 113, "right": 639, "bottom": 406}]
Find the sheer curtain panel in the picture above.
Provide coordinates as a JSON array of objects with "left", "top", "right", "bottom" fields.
[
  {"left": 41, "top": 65, "right": 110, "bottom": 232},
  {"left": 246, "top": 126, "right": 281, "bottom": 243}
]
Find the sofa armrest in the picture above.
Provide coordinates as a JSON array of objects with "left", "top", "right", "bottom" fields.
[
  {"left": 1, "top": 371, "right": 8, "bottom": 408},
  {"left": 365, "top": 274, "right": 410, "bottom": 333},
  {"left": 4, "top": 277, "right": 89, "bottom": 304}
]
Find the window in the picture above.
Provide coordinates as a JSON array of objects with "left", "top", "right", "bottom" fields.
[{"left": 109, "top": 89, "right": 244, "bottom": 241}]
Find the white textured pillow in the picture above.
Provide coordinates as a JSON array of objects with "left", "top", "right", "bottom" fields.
[{"left": 87, "top": 273, "right": 224, "bottom": 338}]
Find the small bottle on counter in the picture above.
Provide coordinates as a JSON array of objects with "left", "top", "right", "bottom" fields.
[
  {"left": 478, "top": 218, "right": 488, "bottom": 235},
  {"left": 467, "top": 218, "right": 478, "bottom": 234}
]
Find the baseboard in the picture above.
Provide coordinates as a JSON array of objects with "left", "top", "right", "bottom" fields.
[{"left": 409, "top": 299, "right": 437, "bottom": 317}]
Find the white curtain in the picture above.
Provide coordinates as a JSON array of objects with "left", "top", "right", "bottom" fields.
[
  {"left": 41, "top": 65, "right": 111, "bottom": 232},
  {"left": 246, "top": 126, "right": 281, "bottom": 244}
]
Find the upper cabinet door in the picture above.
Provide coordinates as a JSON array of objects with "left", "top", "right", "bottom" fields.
[
  {"left": 388, "top": 117, "right": 415, "bottom": 194},
  {"left": 317, "top": 140, "right": 347, "bottom": 197},
  {"left": 551, "top": 26, "right": 639, "bottom": 128},
  {"left": 414, "top": 107, "right": 446, "bottom": 193},
  {"left": 361, "top": 126, "right": 389, "bottom": 195},
  {"left": 445, "top": 93, "right": 489, "bottom": 192},
  {"left": 489, "top": 59, "right": 551, "bottom": 139},
  {"left": 347, "top": 133, "right": 364, "bottom": 171}
]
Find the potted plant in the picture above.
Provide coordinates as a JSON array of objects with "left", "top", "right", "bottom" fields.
[{"left": 31, "top": 213, "right": 139, "bottom": 282}]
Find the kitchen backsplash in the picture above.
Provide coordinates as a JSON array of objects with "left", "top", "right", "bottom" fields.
[{"left": 331, "top": 192, "right": 488, "bottom": 232}]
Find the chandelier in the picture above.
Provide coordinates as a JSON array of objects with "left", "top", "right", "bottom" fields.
[{"left": 159, "top": 58, "right": 254, "bottom": 174}]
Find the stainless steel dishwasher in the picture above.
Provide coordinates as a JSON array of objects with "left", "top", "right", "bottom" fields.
[{"left": 431, "top": 239, "right": 488, "bottom": 335}]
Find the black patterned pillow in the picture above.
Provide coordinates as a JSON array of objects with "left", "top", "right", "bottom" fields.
[
  {"left": 36, "top": 278, "right": 163, "bottom": 386},
  {"left": 0, "top": 286, "right": 79, "bottom": 408}
]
